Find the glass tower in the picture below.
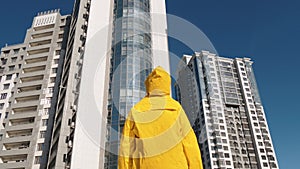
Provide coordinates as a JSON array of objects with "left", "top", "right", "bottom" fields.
[{"left": 105, "top": 0, "right": 153, "bottom": 168}]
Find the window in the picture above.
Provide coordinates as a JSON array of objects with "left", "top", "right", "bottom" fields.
[
  {"left": 42, "top": 119, "right": 48, "bottom": 126},
  {"left": 50, "top": 77, "right": 56, "bottom": 83},
  {"left": 224, "top": 153, "right": 230, "bottom": 158},
  {"left": 37, "top": 143, "right": 44, "bottom": 151},
  {"left": 40, "top": 131, "right": 46, "bottom": 138},
  {"left": 9, "top": 66, "right": 15, "bottom": 71},
  {"left": 5, "top": 112, "right": 8, "bottom": 118},
  {"left": 11, "top": 57, "right": 17, "bottom": 62},
  {"left": 55, "top": 50, "right": 61, "bottom": 55},
  {"left": 40, "top": 98, "right": 51, "bottom": 105},
  {"left": 54, "top": 59, "right": 59, "bottom": 64},
  {"left": 3, "top": 84, "right": 9, "bottom": 90},
  {"left": 44, "top": 108, "right": 49, "bottom": 115},
  {"left": 0, "top": 103, "right": 4, "bottom": 109},
  {"left": 52, "top": 68, "right": 58, "bottom": 74},
  {"left": 1, "top": 59, "right": 7, "bottom": 65},
  {"left": 6, "top": 74, "right": 12, "bottom": 80},
  {"left": 34, "top": 156, "right": 41, "bottom": 164},
  {"left": 0, "top": 93, "right": 7, "bottom": 100},
  {"left": 14, "top": 49, "right": 19, "bottom": 54}
]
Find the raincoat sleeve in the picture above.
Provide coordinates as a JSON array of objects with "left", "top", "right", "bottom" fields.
[
  {"left": 118, "top": 111, "right": 136, "bottom": 169},
  {"left": 179, "top": 107, "right": 203, "bottom": 169}
]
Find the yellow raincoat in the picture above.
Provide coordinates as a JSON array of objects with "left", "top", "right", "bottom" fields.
[{"left": 118, "top": 66, "right": 203, "bottom": 169}]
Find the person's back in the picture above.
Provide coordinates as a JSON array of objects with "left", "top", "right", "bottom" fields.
[{"left": 118, "top": 67, "right": 203, "bottom": 169}]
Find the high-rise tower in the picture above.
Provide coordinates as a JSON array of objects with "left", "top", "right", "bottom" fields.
[
  {"left": 0, "top": 10, "right": 70, "bottom": 169},
  {"left": 176, "top": 51, "right": 279, "bottom": 169},
  {"left": 48, "top": 0, "right": 170, "bottom": 169}
]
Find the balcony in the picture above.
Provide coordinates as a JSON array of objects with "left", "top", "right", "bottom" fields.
[
  {"left": 5, "top": 123, "right": 34, "bottom": 132},
  {"left": 21, "top": 70, "right": 46, "bottom": 79},
  {"left": 29, "top": 39, "right": 52, "bottom": 47},
  {"left": 20, "top": 74, "right": 44, "bottom": 82},
  {"left": 1, "top": 135, "right": 32, "bottom": 144},
  {"left": 17, "top": 80, "right": 44, "bottom": 88},
  {"left": 2, "top": 141, "right": 30, "bottom": 151},
  {"left": 25, "top": 56, "right": 48, "bottom": 65},
  {"left": 9, "top": 112, "right": 36, "bottom": 120},
  {"left": 23, "top": 61, "right": 46, "bottom": 70},
  {"left": 27, "top": 47, "right": 49, "bottom": 55},
  {"left": 17, "top": 84, "right": 42, "bottom": 93},
  {"left": 6, "top": 118, "right": 35, "bottom": 131},
  {"left": 14, "top": 90, "right": 41, "bottom": 99},
  {"left": 11, "top": 100, "right": 39, "bottom": 109},
  {"left": 6, "top": 129, "right": 33, "bottom": 139},
  {"left": 15, "top": 95, "right": 39, "bottom": 104},
  {"left": 0, "top": 154, "right": 27, "bottom": 166},
  {"left": 33, "top": 24, "right": 55, "bottom": 31},
  {"left": 31, "top": 29, "right": 53, "bottom": 38}
]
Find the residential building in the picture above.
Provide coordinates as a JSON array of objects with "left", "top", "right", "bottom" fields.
[
  {"left": 48, "top": 0, "right": 170, "bottom": 169},
  {"left": 176, "top": 51, "right": 279, "bottom": 169},
  {"left": 0, "top": 10, "right": 70, "bottom": 169}
]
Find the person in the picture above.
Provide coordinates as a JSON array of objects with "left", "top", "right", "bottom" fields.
[{"left": 118, "top": 66, "right": 203, "bottom": 169}]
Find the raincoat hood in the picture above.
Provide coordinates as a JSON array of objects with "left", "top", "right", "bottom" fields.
[{"left": 145, "top": 66, "right": 170, "bottom": 96}]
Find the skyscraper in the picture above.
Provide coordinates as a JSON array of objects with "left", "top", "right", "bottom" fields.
[
  {"left": 48, "top": 0, "right": 170, "bottom": 169},
  {"left": 0, "top": 10, "right": 70, "bottom": 169},
  {"left": 176, "top": 51, "right": 279, "bottom": 169}
]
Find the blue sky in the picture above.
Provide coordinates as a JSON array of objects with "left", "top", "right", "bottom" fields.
[{"left": 0, "top": 0, "right": 299, "bottom": 168}]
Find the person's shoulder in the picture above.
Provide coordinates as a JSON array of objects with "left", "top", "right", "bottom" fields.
[
  {"left": 132, "top": 97, "right": 149, "bottom": 112},
  {"left": 166, "top": 96, "right": 183, "bottom": 110}
]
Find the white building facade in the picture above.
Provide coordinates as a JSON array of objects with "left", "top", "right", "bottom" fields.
[
  {"left": 47, "top": 0, "right": 170, "bottom": 169},
  {"left": 176, "top": 51, "right": 279, "bottom": 169}
]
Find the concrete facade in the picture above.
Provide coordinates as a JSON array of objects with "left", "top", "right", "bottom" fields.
[
  {"left": 0, "top": 10, "right": 70, "bottom": 169},
  {"left": 176, "top": 51, "right": 279, "bottom": 169}
]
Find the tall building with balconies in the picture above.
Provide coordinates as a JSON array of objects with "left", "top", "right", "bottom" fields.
[
  {"left": 176, "top": 51, "right": 279, "bottom": 169},
  {"left": 0, "top": 44, "right": 26, "bottom": 131},
  {"left": 0, "top": 10, "right": 70, "bottom": 169}
]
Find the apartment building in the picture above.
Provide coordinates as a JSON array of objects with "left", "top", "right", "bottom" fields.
[
  {"left": 46, "top": 0, "right": 90, "bottom": 168},
  {"left": 0, "top": 10, "right": 70, "bottom": 169},
  {"left": 176, "top": 51, "right": 279, "bottom": 169}
]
